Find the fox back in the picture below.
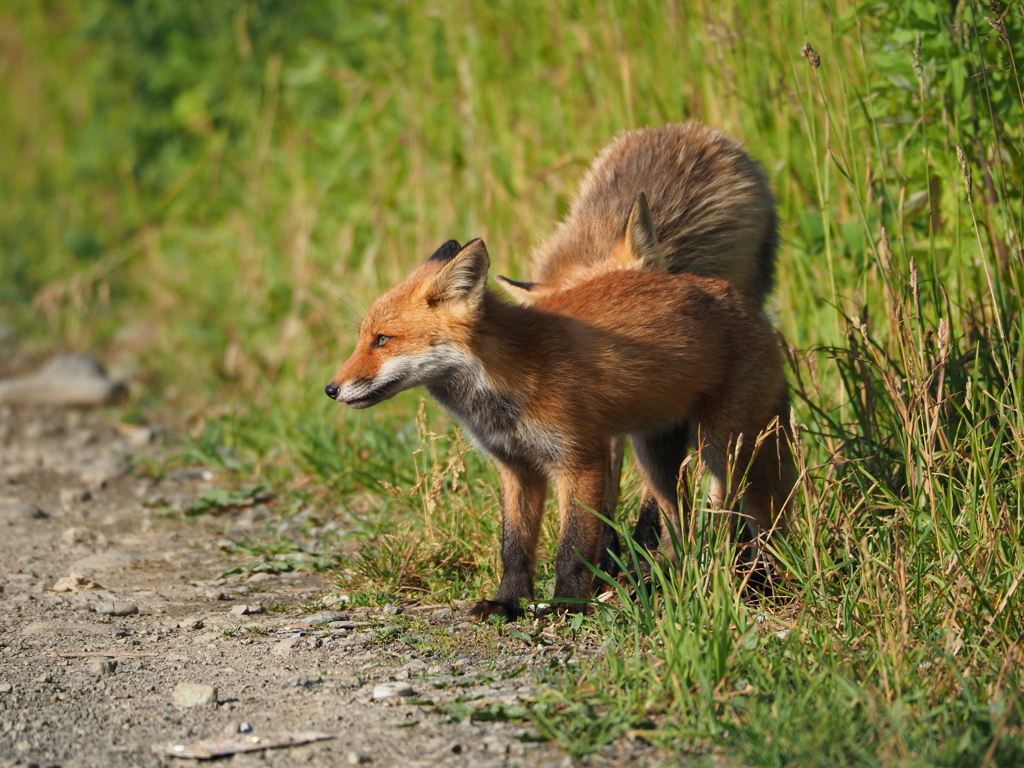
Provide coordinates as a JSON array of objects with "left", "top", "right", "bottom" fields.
[{"left": 531, "top": 122, "right": 777, "bottom": 305}]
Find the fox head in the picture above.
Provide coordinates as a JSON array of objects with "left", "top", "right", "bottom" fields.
[
  {"left": 325, "top": 239, "right": 490, "bottom": 408},
  {"left": 497, "top": 191, "right": 666, "bottom": 305}
]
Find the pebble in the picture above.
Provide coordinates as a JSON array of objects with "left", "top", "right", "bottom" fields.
[
  {"left": 304, "top": 611, "right": 350, "bottom": 625},
  {"left": 171, "top": 682, "right": 218, "bottom": 708},
  {"left": 372, "top": 682, "right": 414, "bottom": 700},
  {"left": 59, "top": 488, "right": 92, "bottom": 509},
  {"left": 79, "top": 457, "right": 129, "bottom": 489},
  {"left": 0, "top": 682, "right": 11, "bottom": 694},
  {"left": 347, "top": 751, "right": 372, "bottom": 765},
  {"left": 228, "top": 604, "right": 263, "bottom": 617},
  {"left": 382, "top": 604, "right": 403, "bottom": 616},
  {"left": 60, "top": 527, "right": 104, "bottom": 549},
  {"left": 95, "top": 602, "right": 139, "bottom": 616},
  {"left": 0, "top": 353, "right": 126, "bottom": 407},
  {"left": 0, "top": 501, "right": 49, "bottom": 520},
  {"left": 88, "top": 658, "right": 117, "bottom": 676}
]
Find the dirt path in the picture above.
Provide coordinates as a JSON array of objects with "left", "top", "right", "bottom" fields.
[{"left": 0, "top": 403, "right": 653, "bottom": 768}]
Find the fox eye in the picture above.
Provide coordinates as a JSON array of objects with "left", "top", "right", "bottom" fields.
[{"left": 371, "top": 334, "right": 392, "bottom": 348}]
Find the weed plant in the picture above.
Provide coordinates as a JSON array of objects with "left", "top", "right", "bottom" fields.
[{"left": 2, "top": 1, "right": 1022, "bottom": 764}]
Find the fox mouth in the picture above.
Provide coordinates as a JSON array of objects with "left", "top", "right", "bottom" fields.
[{"left": 342, "top": 377, "right": 405, "bottom": 409}]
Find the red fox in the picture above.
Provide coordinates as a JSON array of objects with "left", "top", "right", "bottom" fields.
[
  {"left": 496, "top": 123, "right": 780, "bottom": 571},
  {"left": 325, "top": 238, "right": 794, "bottom": 619}
]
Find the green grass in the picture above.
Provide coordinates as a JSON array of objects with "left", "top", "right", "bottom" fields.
[{"left": 3, "top": 0, "right": 1023, "bottom": 765}]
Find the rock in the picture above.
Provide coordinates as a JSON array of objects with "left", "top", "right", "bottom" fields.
[
  {"left": 0, "top": 501, "right": 49, "bottom": 521},
  {"left": 171, "top": 682, "right": 217, "bottom": 708},
  {"left": 61, "top": 527, "right": 105, "bottom": 549},
  {"left": 427, "top": 664, "right": 455, "bottom": 676},
  {"left": 59, "top": 488, "right": 92, "bottom": 509},
  {"left": 0, "top": 682, "right": 12, "bottom": 694},
  {"left": 322, "top": 595, "right": 350, "bottom": 607},
  {"left": 79, "top": 457, "right": 129, "bottom": 489},
  {"left": 95, "top": 602, "right": 138, "bottom": 616},
  {"left": 281, "top": 674, "right": 321, "bottom": 689},
  {"left": 228, "top": 604, "right": 263, "bottom": 617},
  {"left": 0, "top": 352, "right": 126, "bottom": 407},
  {"left": 303, "top": 611, "right": 350, "bottom": 625},
  {"left": 70, "top": 550, "right": 137, "bottom": 573},
  {"left": 49, "top": 574, "right": 105, "bottom": 592},
  {"left": 372, "top": 682, "right": 414, "bottom": 700},
  {"left": 347, "top": 751, "right": 372, "bottom": 764},
  {"left": 88, "top": 658, "right": 117, "bottom": 676},
  {"left": 382, "top": 604, "right": 403, "bottom": 616},
  {"left": 116, "top": 423, "right": 161, "bottom": 448},
  {"left": 175, "top": 617, "right": 205, "bottom": 630},
  {"left": 204, "top": 590, "right": 229, "bottom": 601},
  {"left": 432, "top": 607, "right": 453, "bottom": 620}
]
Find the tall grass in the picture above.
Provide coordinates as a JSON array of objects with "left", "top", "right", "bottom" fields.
[{"left": 2, "top": 1, "right": 1022, "bottom": 764}]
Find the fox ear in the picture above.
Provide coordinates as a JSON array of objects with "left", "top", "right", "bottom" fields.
[
  {"left": 495, "top": 275, "right": 555, "bottom": 305},
  {"left": 615, "top": 192, "right": 665, "bottom": 271},
  {"left": 427, "top": 238, "right": 490, "bottom": 305}
]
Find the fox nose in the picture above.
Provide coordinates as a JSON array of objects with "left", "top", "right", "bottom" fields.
[{"left": 325, "top": 383, "right": 340, "bottom": 400}]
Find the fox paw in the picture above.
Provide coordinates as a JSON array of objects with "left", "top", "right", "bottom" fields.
[{"left": 468, "top": 599, "right": 524, "bottom": 621}]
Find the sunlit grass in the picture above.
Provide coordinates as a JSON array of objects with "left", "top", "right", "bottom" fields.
[{"left": 2, "top": 0, "right": 1022, "bottom": 764}]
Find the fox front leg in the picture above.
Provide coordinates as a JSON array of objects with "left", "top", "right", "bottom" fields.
[
  {"left": 552, "top": 456, "right": 610, "bottom": 613},
  {"left": 469, "top": 463, "right": 547, "bottom": 621}
]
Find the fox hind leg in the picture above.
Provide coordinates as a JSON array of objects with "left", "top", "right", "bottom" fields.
[
  {"left": 597, "top": 437, "right": 626, "bottom": 578},
  {"left": 630, "top": 421, "right": 692, "bottom": 568}
]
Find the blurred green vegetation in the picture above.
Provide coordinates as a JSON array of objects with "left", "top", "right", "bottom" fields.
[{"left": 2, "top": 0, "right": 1023, "bottom": 765}]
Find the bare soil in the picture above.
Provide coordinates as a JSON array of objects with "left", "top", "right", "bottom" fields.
[{"left": 0, "top": 398, "right": 658, "bottom": 768}]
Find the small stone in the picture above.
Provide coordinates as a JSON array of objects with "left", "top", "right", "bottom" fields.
[
  {"left": 428, "top": 664, "right": 455, "bottom": 676},
  {"left": 228, "top": 604, "right": 263, "bottom": 617},
  {"left": 382, "top": 604, "right": 403, "bottom": 616},
  {"left": 79, "top": 457, "right": 129, "bottom": 489},
  {"left": 88, "top": 658, "right": 117, "bottom": 676},
  {"left": 246, "top": 571, "right": 274, "bottom": 584},
  {"left": 95, "top": 602, "right": 139, "bottom": 616},
  {"left": 61, "top": 527, "right": 103, "bottom": 549},
  {"left": 322, "top": 595, "right": 350, "bottom": 607},
  {"left": 304, "top": 611, "right": 349, "bottom": 625},
  {"left": 0, "top": 682, "right": 12, "bottom": 694},
  {"left": 204, "top": 590, "right": 229, "bottom": 601},
  {"left": 432, "top": 607, "right": 453, "bottom": 620},
  {"left": 176, "top": 617, "right": 205, "bottom": 630},
  {"left": 172, "top": 682, "right": 217, "bottom": 708},
  {"left": 34, "top": 673, "right": 53, "bottom": 684},
  {"left": 118, "top": 423, "right": 160, "bottom": 447},
  {"left": 59, "top": 488, "right": 92, "bottom": 509},
  {"left": 0, "top": 501, "right": 49, "bottom": 520},
  {"left": 373, "top": 682, "right": 414, "bottom": 700},
  {"left": 347, "top": 751, "right": 372, "bottom": 764}
]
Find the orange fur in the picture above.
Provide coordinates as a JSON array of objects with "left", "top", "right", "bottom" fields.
[
  {"left": 497, "top": 123, "right": 781, "bottom": 574},
  {"left": 327, "top": 240, "right": 794, "bottom": 619}
]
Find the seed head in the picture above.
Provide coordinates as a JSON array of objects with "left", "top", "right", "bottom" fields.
[{"left": 800, "top": 42, "right": 820, "bottom": 69}]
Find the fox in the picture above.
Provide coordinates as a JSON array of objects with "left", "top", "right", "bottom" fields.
[
  {"left": 325, "top": 236, "right": 794, "bottom": 620},
  {"left": 494, "top": 123, "right": 780, "bottom": 570}
]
